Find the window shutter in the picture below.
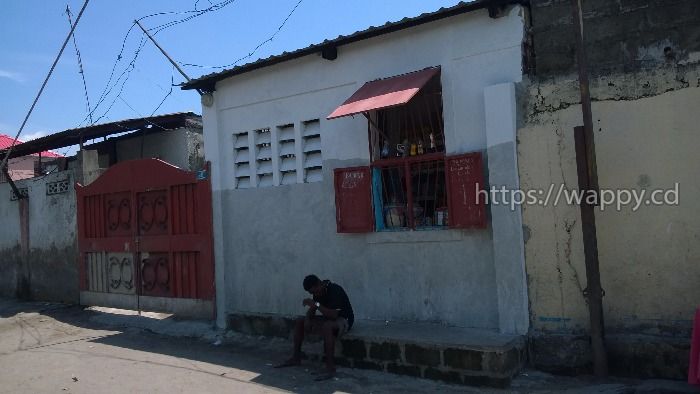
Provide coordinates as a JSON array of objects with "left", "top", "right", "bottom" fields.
[
  {"left": 334, "top": 166, "right": 374, "bottom": 233},
  {"left": 446, "top": 153, "right": 486, "bottom": 229}
]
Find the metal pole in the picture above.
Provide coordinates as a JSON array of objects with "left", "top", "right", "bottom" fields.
[
  {"left": 571, "top": 0, "right": 608, "bottom": 377},
  {"left": 134, "top": 20, "right": 203, "bottom": 96}
]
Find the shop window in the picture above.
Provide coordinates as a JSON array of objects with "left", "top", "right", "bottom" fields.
[
  {"left": 328, "top": 67, "right": 487, "bottom": 233},
  {"left": 368, "top": 76, "right": 448, "bottom": 230}
]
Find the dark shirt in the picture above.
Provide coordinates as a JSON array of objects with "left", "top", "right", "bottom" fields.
[{"left": 314, "top": 280, "right": 354, "bottom": 329}]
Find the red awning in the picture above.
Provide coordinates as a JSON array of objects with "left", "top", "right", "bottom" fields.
[{"left": 327, "top": 67, "right": 440, "bottom": 119}]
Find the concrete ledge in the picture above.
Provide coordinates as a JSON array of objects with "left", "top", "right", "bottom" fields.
[
  {"left": 80, "top": 291, "right": 215, "bottom": 320},
  {"left": 529, "top": 332, "right": 691, "bottom": 380},
  {"left": 365, "top": 229, "right": 464, "bottom": 244},
  {"left": 227, "top": 313, "right": 526, "bottom": 388}
]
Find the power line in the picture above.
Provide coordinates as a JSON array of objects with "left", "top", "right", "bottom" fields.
[
  {"left": 0, "top": 0, "right": 90, "bottom": 172},
  {"left": 78, "top": 27, "right": 145, "bottom": 127},
  {"left": 147, "top": 0, "right": 237, "bottom": 36},
  {"left": 77, "top": 1, "right": 234, "bottom": 127},
  {"left": 180, "top": 0, "right": 304, "bottom": 69},
  {"left": 149, "top": 66, "right": 176, "bottom": 116},
  {"left": 66, "top": 4, "right": 93, "bottom": 124},
  {"left": 90, "top": 36, "right": 149, "bottom": 125}
]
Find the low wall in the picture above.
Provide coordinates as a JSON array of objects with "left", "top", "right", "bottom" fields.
[{"left": 0, "top": 170, "right": 79, "bottom": 303}]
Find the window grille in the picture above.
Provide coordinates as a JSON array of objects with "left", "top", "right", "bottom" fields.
[
  {"left": 302, "top": 119, "right": 322, "bottom": 183},
  {"left": 233, "top": 131, "right": 251, "bottom": 188},
  {"left": 254, "top": 128, "right": 273, "bottom": 187},
  {"left": 47, "top": 179, "right": 70, "bottom": 195},
  {"left": 277, "top": 124, "right": 297, "bottom": 185}
]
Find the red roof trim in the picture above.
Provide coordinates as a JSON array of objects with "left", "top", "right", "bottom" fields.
[{"left": 0, "top": 134, "right": 63, "bottom": 158}]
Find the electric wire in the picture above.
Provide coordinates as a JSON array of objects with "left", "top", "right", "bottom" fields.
[
  {"left": 180, "top": 0, "right": 304, "bottom": 69},
  {"left": 78, "top": 0, "right": 237, "bottom": 127},
  {"left": 0, "top": 0, "right": 90, "bottom": 172},
  {"left": 66, "top": 4, "right": 93, "bottom": 125}
]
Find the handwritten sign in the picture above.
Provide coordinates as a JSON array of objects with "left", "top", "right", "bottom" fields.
[
  {"left": 334, "top": 167, "right": 373, "bottom": 233},
  {"left": 446, "top": 153, "right": 486, "bottom": 228}
]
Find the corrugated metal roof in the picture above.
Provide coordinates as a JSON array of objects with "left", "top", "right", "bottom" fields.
[
  {"left": 182, "top": 0, "right": 527, "bottom": 92},
  {"left": 0, "top": 134, "right": 63, "bottom": 158},
  {"left": 0, "top": 112, "right": 200, "bottom": 160},
  {"left": 327, "top": 67, "right": 440, "bottom": 119}
]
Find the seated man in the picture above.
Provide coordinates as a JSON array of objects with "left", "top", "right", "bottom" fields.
[{"left": 276, "top": 274, "right": 354, "bottom": 381}]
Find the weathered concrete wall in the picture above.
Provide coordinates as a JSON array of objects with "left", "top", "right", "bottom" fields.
[
  {"left": 0, "top": 171, "right": 78, "bottom": 303},
  {"left": 520, "top": 0, "right": 700, "bottom": 378},
  {"left": 204, "top": 7, "right": 529, "bottom": 331},
  {"left": 530, "top": 0, "right": 700, "bottom": 77},
  {"left": 518, "top": 61, "right": 700, "bottom": 376},
  {"left": 109, "top": 126, "right": 204, "bottom": 171}
]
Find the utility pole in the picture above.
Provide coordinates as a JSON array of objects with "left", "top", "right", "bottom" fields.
[
  {"left": 571, "top": 0, "right": 608, "bottom": 377},
  {"left": 134, "top": 20, "right": 203, "bottom": 96}
]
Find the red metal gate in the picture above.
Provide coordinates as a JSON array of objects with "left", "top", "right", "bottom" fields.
[{"left": 76, "top": 159, "right": 215, "bottom": 318}]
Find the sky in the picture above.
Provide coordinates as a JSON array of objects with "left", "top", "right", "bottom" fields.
[{"left": 0, "top": 0, "right": 463, "bottom": 156}]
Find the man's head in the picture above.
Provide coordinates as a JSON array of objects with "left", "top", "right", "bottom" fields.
[{"left": 303, "top": 274, "right": 324, "bottom": 298}]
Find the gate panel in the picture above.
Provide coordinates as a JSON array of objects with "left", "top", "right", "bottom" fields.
[{"left": 77, "top": 159, "right": 215, "bottom": 318}]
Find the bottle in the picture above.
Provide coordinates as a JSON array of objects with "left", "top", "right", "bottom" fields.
[
  {"left": 381, "top": 141, "right": 389, "bottom": 158},
  {"left": 410, "top": 143, "right": 417, "bottom": 156},
  {"left": 417, "top": 140, "right": 424, "bottom": 155},
  {"left": 429, "top": 133, "right": 436, "bottom": 152}
]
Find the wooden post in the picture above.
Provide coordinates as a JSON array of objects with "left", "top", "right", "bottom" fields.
[
  {"left": 574, "top": 125, "right": 608, "bottom": 377},
  {"left": 571, "top": 0, "right": 608, "bottom": 377}
]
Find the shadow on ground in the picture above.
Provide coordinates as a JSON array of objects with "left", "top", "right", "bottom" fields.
[{"left": 0, "top": 298, "right": 476, "bottom": 394}]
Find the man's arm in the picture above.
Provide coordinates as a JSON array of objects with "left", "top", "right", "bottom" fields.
[
  {"left": 317, "top": 304, "right": 339, "bottom": 320},
  {"left": 303, "top": 298, "right": 339, "bottom": 319}
]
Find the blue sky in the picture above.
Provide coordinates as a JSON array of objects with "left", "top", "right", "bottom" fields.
[{"left": 0, "top": 0, "right": 462, "bottom": 155}]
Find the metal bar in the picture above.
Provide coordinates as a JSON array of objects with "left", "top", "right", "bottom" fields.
[
  {"left": 134, "top": 19, "right": 203, "bottom": 96},
  {"left": 405, "top": 161, "right": 414, "bottom": 229},
  {"left": 3, "top": 167, "right": 25, "bottom": 201}
]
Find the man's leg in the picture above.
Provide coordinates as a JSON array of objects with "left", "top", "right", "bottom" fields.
[
  {"left": 275, "top": 317, "right": 307, "bottom": 367},
  {"left": 292, "top": 317, "right": 306, "bottom": 360},
  {"left": 316, "top": 320, "right": 339, "bottom": 380}
]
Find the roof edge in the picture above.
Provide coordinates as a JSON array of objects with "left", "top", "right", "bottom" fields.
[{"left": 182, "top": 0, "right": 528, "bottom": 91}]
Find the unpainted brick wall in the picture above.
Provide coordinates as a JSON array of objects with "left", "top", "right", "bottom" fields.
[{"left": 530, "top": 0, "right": 700, "bottom": 76}]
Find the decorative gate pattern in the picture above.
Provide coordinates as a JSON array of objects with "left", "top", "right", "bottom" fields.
[{"left": 76, "top": 159, "right": 214, "bottom": 317}]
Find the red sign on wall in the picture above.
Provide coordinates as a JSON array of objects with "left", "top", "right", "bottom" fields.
[
  {"left": 334, "top": 166, "right": 374, "bottom": 233},
  {"left": 445, "top": 152, "right": 486, "bottom": 229}
]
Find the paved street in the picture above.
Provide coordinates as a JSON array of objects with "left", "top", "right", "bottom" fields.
[{"left": 0, "top": 298, "right": 695, "bottom": 394}]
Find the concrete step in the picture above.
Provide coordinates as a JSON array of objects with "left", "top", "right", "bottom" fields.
[{"left": 229, "top": 313, "right": 526, "bottom": 388}]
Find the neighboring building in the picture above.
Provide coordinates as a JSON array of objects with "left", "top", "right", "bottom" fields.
[
  {"left": 0, "top": 134, "right": 64, "bottom": 183},
  {"left": 520, "top": 0, "right": 700, "bottom": 379},
  {"left": 0, "top": 112, "right": 204, "bottom": 303}
]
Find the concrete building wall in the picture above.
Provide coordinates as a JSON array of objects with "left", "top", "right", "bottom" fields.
[
  {"left": 520, "top": 0, "right": 700, "bottom": 376},
  {"left": 519, "top": 70, "right": 700, "bottom": 334},
  {"left": 0, "top": 170, "right": 78, "bottom": 302},
  {"left": 204, "top": 7, "right": 529, "bottom": 331},
  {"left": 96, "top": 126, "right": 204, "bottom": 171}
]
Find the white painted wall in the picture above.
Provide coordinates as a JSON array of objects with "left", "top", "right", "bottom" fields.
[{"left": 208, "top": 7, "right": 525, "bottom": 191}]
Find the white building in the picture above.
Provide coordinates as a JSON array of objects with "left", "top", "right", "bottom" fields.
[{"left": 184, "top": 1, "right": 529, "bottom": 335}]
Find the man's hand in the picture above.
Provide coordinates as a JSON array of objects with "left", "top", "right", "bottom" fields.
[{"left": 302, "top": 298, "right": 316, "bottom": 308}]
